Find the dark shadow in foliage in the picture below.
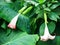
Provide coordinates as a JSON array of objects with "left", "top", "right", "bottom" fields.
[{"left": 54, "top": 21, "right": 60, "bottom": 36}]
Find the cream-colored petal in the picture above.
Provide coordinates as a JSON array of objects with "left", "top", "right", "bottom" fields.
[
  {"left": 8, "top": 13, "right": 20, "bottom": 29},
  {"left": 48, "top": 35, "right": 55, "bottom": 40},
  {"left": 44, "top": 24, "right": 50, "bottom": 35},
  {"left": 40, "top": 24, "right": 49, "bottom": 41},
  {"left": 40, "top": 35, "right": 49, "bottom": 41}
]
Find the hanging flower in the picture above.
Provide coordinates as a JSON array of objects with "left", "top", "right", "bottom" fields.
[
  {"left": 8, "top": 13, "right": 20, "bottom": 29},
  {"left": 40, "top": 24, "right": 55, "bottom": 41},
  {"left": 40, "top": 24, "right": 49, "bottom": 41},
  {"left": 40, "top": 12, "right": 55, "bottom": 41}
]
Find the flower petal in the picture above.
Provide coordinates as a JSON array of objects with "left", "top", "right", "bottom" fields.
[
  {"left": 44, "top": 24, "right": 49, "bottom": 35},
  {"left": 8, "top": 23, "right": 16, "bottom": 29},
  {"left": 48, "top": 35, "right": 55, "bottom": 40},
  {"left": 40, "top": 35, "right": 49, "bottom": 41},
  {"left": 40, "top": 24, "right": 49, "bottom": 41},
  {"left": 8, "top": 13, "right": 20, "bottom": 29},
  {"left": 45, "top": 24, "right": 55, "bottom": 40}
]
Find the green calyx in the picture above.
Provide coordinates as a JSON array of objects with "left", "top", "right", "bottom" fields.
[
  {"left": 18, "top": 6, "right": 27, "bottom": 14},
  {"left": 18, "top": 6, "right": 33, "bottom": 15},
  {"left": 44, "top": 12, "right": 48, "bottom": 25},
  {"left": 22, "top": 6, "right": 33, "bottom": 15}
]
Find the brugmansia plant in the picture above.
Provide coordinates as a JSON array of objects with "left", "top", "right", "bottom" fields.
[
  {"left": 40, "top": 12, "right": 55, "bottom": 41},
  {"left": 0, "top": 0, "right": 60, "bottom": 45}
]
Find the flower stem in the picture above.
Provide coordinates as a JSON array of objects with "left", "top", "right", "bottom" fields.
[{"left": 44, "top": 12, "right": 48, "bottom": 25}]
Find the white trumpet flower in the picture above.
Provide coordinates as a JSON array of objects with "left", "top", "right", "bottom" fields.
[
  {"left": 40, "top": 24, "right": 55, "bottom": 41},
  {"left": 8, "top": 13, "right": 20, "bottom": 29},
  {"left": 40, "top": 24, "right": 49, "bottom": 41}
]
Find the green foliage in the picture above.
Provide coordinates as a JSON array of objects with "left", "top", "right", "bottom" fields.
[
  {"left": 48, "top": 12, "right": 59, "bottom": 21},
  {"left": 0, "top": 0, "right": 60, "bottom": 45},
  {"left": 39, "top": 22, "right": 56, "bottom": 35},
  {"left": 38, "top": 0, "right": 46, "bottom": 4},
  {"left": 0, "top": 29, "right": 39, "bottom": 45}
]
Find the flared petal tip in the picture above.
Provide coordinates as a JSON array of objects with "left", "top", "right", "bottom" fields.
[
  {"left": 49, "top": 35, "right": 55, "bottom": 40},
  {"left": 40, "top": 36, "right": 48, "bottom": 41},
  {"left": 8, "top": 24, "right": 16, "bottom": 29}
]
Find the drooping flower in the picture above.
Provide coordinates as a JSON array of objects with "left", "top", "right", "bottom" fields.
[
  {"left": 40, "top": 24, "right": 55, "bottom": 41},
  {"left": 8, "top": 13, "right": 20, "bottom": 29},
  {"left": 40, "top": 12, "right": 55, "bottom": 41},
  {"left": 40, "top": 24, "right": 49, "bottom": 41}
]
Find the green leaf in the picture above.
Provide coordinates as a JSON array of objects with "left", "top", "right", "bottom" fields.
[
  {"left": 2, "top": 34, "right": 39, "bottom": 45},
  {"left": 0, "top": 5, "right": 30, "bottom": 33},
  {"left": 48, "top": 12, "right": 59, "bottom": 21},
  {"left": 44, "top": 8, "right": 51, "bottom": 11},
  {"left": 56, "top": 36, "right": 60, "bottom": 45},
  {"left": 39, "top": 22, "right": 55, "bottom": 35},
  {"left": 50, "top": 3, "right": 60, "bottom": 10},
  {"left": 48, "top": 22, "right": 56, "bottom": 34},
  {"left": 35, "top": 7, "right": 44, "bottom": 19},
  {"left": 39, "top": 23, "right": 45, "bottom": 36},
  {"left": 0, "top": 29, "right": 39, "bottom": 45},
  {"left": 17, "top": 15, "right": 30, "bottom": 33},
  {"left": 52, "top": 0, "right": 58, "bottom": 3},
  {"left": 25, "top": 0, "right": 39, "bottom": 6},
  {"left": 30, "top": 18, "right": 37, "bottom": 33},
  {"left": 1, "top": 22, "right": 7, "bottom": 29},
  {"left": 0, "top": 29, "right": 27, "bottom": 44},
  {"left": 53, "top": 7, "right": 60, "bottom": 16},
  {"left": 38, "top": 0, "right": 46, "bottom": 4}
]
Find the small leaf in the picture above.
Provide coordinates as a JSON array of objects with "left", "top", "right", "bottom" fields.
[
  {"left": 50, "top": 3, "right": 60, "bottom": 10},
  {"left": 1, "top": 22, "right": 7, "bottom": 29},
  {"left": 44, "top": 8, "right": 51, "bottom": 11},
  {"left": 36, "top": 9, "right": 44, "bottom": 19},
  {"left": 48, "top": 12, "right": 59, "bottom": 21},
  {"left": 48, "top": 22, "right": 56, "bottom": 34},
  {"left": 39, "top": 23, "right": 45, "bottom": 36},
  {"left": 53, "top": 7, "right": 60, "bottom": 16},
  {"left": 38, "top": 0, "right": 46, "bottom": 4},
  {"left": 25, "top": 0, "right": 39, "bottom": 6}
]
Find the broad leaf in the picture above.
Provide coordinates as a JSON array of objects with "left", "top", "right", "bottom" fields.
[
  {"left": 0, "top": 5, "right": 30, "bottom": 33},
  {"left": 0, "top": 29, "right": 39, "bottom": 45},
  {"left": 2, "top": 34, "right": 39, "bottom": 45},
  {"left": 0, "top": 29, "right": 27, "bottom": 44}
]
